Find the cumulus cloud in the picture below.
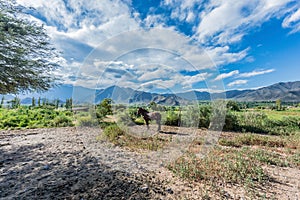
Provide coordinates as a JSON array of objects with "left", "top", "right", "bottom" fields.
[
  {"left": 17, "top": 0, "right": 139, "bottom": 48},
  {"left": 162, "top": 0, "right": 199, "bottom": 23},
  {"left": 238, "top": 69, "right": 275, "bottom": 78},
  {"left": 14, "top": 0, "right": 299, "bottom": 91},
  {"left": 195, "top": 0, "right": 295, "bottom": 45}
]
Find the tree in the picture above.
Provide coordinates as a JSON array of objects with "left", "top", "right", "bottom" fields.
[
  {"left": 96, "top": 98, "right": 113, "bottom": 118},
  {"left": 9, "top": 96, "right": 20, "bottom": 108},
  {"left": 0, "top": 1, "right": 60, "bottom": 94},
  {"left": 226, "top": 100, "right": 240, "bottom": 111},
  {"left": 276, "top": 99, "right": 282, "bottom": 111},
  {"left": 149, "top": 101, "right": 158, "bottom": 111},
  {"left": 37, "top": 97, "right": 41, "bottom": 107},
  {"left": 31, "top": 97, "right": 35, "bottom": 107},
  {"left": 65, "top": 98, "right": 73, "bottom": 110},
  {"left": 54, "top": 99, "right": 59, "bottom": 109},
  {"left": 0, "top": 96, "right": 4, "bottom": 108}
]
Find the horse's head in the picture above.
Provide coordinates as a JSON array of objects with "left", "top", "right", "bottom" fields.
[
  {"left": 137, "top": 107, "right": 148, "bottom": 116},
  {"left": 137, "top": 107, "right": 143, "bottom": 116}
]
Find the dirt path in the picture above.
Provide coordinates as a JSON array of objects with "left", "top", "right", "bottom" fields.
[
  {"left": 0, "top": 127, "right": 168, "bottom": 199},
  {"left": 0, "top": 127, "right": 299, "bottom": 199},
  {"left": 0, "top": 127, "right": 207, "bottom": 200}
]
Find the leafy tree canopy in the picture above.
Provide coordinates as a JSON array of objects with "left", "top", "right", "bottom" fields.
[{"left": 0, "top": 0, "right": 60, "bottom": 94}]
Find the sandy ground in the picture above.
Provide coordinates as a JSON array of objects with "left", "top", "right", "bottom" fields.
[{"left": 0, "top": 126, "right": 299, "bottom": 199}]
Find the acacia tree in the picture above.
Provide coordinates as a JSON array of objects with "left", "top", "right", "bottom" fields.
[{"left": 0, "top": 1, "right": 60, "bottom": 94}]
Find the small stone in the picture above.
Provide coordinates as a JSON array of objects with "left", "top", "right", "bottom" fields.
[
  {"left": 166, "top": 188, "right": 174, "bottom": 194},
  {"left": 43, "top": 165, "right": 50, "bottom": 170},
  {"left": 140, "top": 185, "right": 149, "bottom": 192}
]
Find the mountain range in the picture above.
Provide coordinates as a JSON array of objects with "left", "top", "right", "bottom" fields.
[
  {"left": 87, "top": 81, "right": 300, "bottom": 104},
  {"left": 3, "top": 81, "right": 300, "bottom": 105}
]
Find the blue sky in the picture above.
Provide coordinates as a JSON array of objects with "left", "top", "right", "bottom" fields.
[{"left": 16, "top": 0, "right": 300, "bottom": 93}]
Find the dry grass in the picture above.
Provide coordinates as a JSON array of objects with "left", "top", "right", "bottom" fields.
[
  {"left": 219, "top": 134, "right": 286, "bottom": 148},
  {"left": 99, "top": 124, "right": 300, "bottom": 198},
  {"left": 168, "top": 131, "right": 300, "bottom": 198},
  {"left": 99, "top": 124, "right": 170, "bottom": 151}
]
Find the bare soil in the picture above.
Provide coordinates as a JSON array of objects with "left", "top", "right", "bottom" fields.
[{"left": 0, "top": 126, "right": 299, "bottom": 199}]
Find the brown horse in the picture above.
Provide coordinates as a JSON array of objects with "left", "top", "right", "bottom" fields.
[{"left": 137, "top": 107, "right": 161, "bottom": 131}]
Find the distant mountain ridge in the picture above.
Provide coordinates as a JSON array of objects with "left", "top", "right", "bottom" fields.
[
  {"left": 4, "top": 81, "right": 300, "bottom": 105},
  {"left": 80, "top": 81, "right": 300, "bottom": 104},
  {"left": 230, "top": 81, "right": 300, "bottom": 102}
]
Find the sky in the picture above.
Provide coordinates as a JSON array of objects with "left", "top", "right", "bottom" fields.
[{"left": 15, "top": 0, "right": 300, "bottom": 94}]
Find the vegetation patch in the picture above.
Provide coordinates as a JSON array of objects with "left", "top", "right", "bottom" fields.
[
  {"left": 219, "top": 134, "right": 286, "bottom": 148},
  {"left": 77, "top": 116, "right": 99, "bottom": 127},
  {"left": 0, "top": 107, "right": 74, "bottom": 129},
  {"left": 247, "top": 148, "right": 290, "bottom": 167},
  {"left": 101, "top": 124, "right": 169, "bottom": 151},
  {"left": 168, "top": 147, "right": 269, "bottom": 186}
]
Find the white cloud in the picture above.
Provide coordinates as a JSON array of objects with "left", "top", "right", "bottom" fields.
[
  {"left": 215, "top": 70, "right": 239, "bottom": 81},
  {"left": 70, "top": 28, "right": 218, "bottom": 91},
  {"left": 282, "top": 7, "right": 300, "bottom": 33},
  {"left": 195, "top": 0, "right": 295, "bottom": 45},
  {"left": 17, "top": 0, "right": 140, "bottom": 48},
  {"left": 227, "top": 80, "right": 248, "bottom": 87},
  {"left": 138, "top": 66, "right": 174, "bottom": 82},
  {"left": 162, "top": 0, "right": 198, "bottom": 23},
  {"left": 182, "top": 72, "right": 211, "bottom": 85},
  {"left": 238, "top": 69, "right": 275, "bottom": 78},
  {"left": 14, "top": 0, "right": 294, "bottom": 92},
  {"left": 205, "top": 46, "right": 249, "bottom": 66}
]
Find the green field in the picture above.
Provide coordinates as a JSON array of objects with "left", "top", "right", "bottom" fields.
[{"left": 259, "top": 107, "right": 300, "bottom": 120}]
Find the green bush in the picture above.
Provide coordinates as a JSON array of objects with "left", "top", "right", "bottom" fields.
[
  {"left": 181, "top": 106, "right": 200, "bottom": 127},
  {"left": 223, "top": 112, "right": 239, "bottom": 131},
  {"left": 134, "top": 117, "right": 145, "bottom": 125},
  {"left": 233, "top": 112, "right": 300, "bottom": 135},
  {"left": 0, "top": 107, "right": 75, "bottom": 129},
  {"left": 117, "top": 111, "right": 136, "bottom": 126},
  {"left": 77, "top": 116, "right": 98, "bottom": 127},
  {"left": 103, "top": 124, "right": 125, "bottom": 142},
  {"left": 53, "top": 115, "right": 74, "bottom": 127},
  {"left": 198, "top": 105, "right": 211, "bottom": 128},
  {"left": 164, "top": 111, "right": 180, "bottom": 126}
]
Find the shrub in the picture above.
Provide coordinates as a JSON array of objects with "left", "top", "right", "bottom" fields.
[
  {"left": 53, "top": 115, "right": 74, "bottom": 127},
  {"left": 223, "top": 112, "right": 239, "bottom": 131},
  {"left": 164, "top": 111, "right": 180, "bottom": 126},
  {"left": 198, "top": 105, "right": 211, "bottom": 128},
  {"left": 181, "top": 106, "right": 200, "bottom": 127},
  {"left": 234, "top": 112, "right": 300, "bottom": 135},
  {"left": 103, "top": 124, "right": 125, "bottom": 142},
  {"left": 134, "top": 117, "right": 145, "bottom": 125},
  {"left": 117, "top": 111, "right": 136, "bottom": 126},
  {"left": 77, "top": 116, "right": 98, "bottom": 127}
]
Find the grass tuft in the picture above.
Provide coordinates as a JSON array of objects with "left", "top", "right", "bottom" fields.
[{"left": 101, "top": 124, "right": 169, "bottom": 151}]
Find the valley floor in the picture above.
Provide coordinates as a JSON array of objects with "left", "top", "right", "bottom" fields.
[{"left": 0, "top": 126, "right": 299, "bottom": 199}]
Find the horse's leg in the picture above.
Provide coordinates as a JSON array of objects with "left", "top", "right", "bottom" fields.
[
  {"left": 156, "top": 114, "right": 161, "bottom": 131},
  {"left": 156, "top": 120, "right": 161, "bottom": 131},
  {"left": 145, "top": 119, "right": 150, "bottom": 129}
]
